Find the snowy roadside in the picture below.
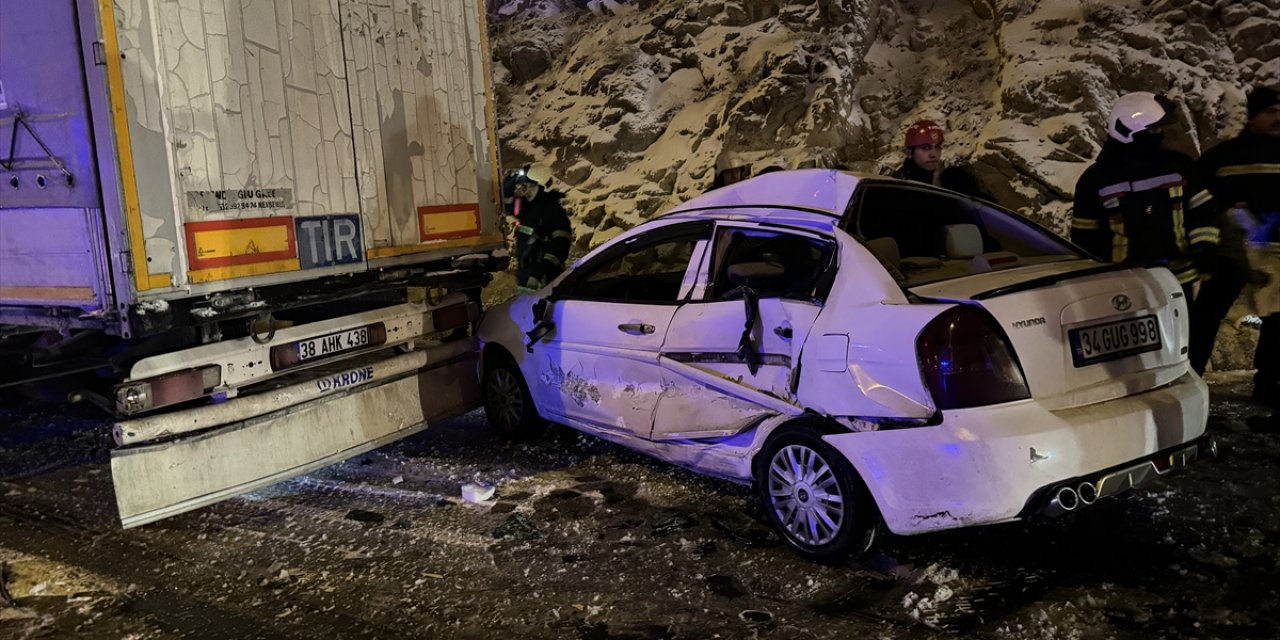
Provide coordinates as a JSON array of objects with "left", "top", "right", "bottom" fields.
[{"left": 0, "top": 375, "right": 1276, "bottom": 639}]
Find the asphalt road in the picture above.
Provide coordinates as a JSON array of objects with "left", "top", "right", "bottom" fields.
[{"left": 1, "top": 374, "right": 1277, "bottom": 640}]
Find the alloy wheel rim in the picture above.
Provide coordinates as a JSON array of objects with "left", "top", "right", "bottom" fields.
[
  {"left": 766, "top": 444, "right": 845, "bottom": 546},
  {"left": 487, "top": 369, "right": 524, "bottom": 430}
]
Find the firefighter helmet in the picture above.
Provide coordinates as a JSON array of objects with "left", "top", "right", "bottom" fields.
[
  {"left": 1107, "top": 92, "right": 1176, "bottom": 143},
  {"left": 523, "top": 162, "right": 554, "bottom": 189},
  {"left": 904, "top": 120, "right": 945, "bottom": 147}
]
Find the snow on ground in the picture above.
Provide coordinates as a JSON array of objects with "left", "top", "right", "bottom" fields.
[{"left": 0, "top": 375, "right": 1277, "bottom": 639}]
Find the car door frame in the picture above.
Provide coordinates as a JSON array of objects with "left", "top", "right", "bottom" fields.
[
  {"left": 652, "top": 220, "right": 839, "bottom": 440},
  {"left": 522, "top": 219, "right": 713, "bottom": 436}
]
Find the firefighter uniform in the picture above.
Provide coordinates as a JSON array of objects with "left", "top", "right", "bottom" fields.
[
  {"left": 1071, "top": 140, "right": 1218, "bottom": 288},
  {"left": 1198, "top": 128, "right": 1280, "bottom": 403},
  {"left": 513, "top": 190, "right": 572, "bottom": 291}
]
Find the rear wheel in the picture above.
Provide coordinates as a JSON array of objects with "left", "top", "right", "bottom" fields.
[
  {"left": 756, "top": 426, "right": 879, "bottom": 563},
  {"left": 482, "top": 353, "right": 545, "bottom": 440}
]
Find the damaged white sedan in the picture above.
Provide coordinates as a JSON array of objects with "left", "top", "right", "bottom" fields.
[{"left": 478, "top": 170, "right": 1214, "bottom": 562}]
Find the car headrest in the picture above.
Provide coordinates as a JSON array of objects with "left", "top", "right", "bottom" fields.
[
  {"left": 864, "top": 237, "right": 901, "bottom": 269},
  {"left": 941, "top": 224, "right": 983, "bottom": 258},
  {"left": 727, "top": 261, "right": 786, "bottom": 287}
]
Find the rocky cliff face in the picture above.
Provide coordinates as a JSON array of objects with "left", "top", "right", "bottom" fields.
[{"left": 486, "top": 0, "right": 1279, "bottom": 369}]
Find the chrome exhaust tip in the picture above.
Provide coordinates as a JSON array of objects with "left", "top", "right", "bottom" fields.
[
  {"left": 1077, "top": 481, "right": 1098, "bottom": 505},
  {"left": 1204, "top": 437, "right": 1219, "bottom": 459},
  {"left": 1055, "top": 486, "right": 1079, "bottom": 511}
]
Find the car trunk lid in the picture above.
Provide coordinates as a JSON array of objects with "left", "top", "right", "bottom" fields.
[{"left": 911, "top": 262, "right": 1189, "bottom": 410}]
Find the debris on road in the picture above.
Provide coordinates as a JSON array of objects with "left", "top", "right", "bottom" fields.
[
  {"left": 739, "top": 609, "right": 775, "bottom": 630},
  {"left": 711, "top": 516, "right": 781, "bottom": 547},
  {"left": 650, "top": 513, "right": 695, "bottom": 536},
  {"left": 493, "top": 513, "right": 540, "bottom": 540},
  {"left": 461, "top": 481, "right": 495, "bottom": 503}
]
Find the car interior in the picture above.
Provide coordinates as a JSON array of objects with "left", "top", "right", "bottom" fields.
[
  {"left": 709, "top": 229, "right": 834, "bottom": 301},
  {"left": 851, "top": 184, "right": 1081, "bottom": 286}
]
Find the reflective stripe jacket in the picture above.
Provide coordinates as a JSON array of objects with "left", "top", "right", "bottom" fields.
[
  {"left": 1198, "top": 130, "right": 1280, "bottom": 260},
  {"left": 513, "top": 190, "right": 572, "bottom": 289},
  {"left": 1071, "top": 140, "right": 1216, "bottom": 284}
]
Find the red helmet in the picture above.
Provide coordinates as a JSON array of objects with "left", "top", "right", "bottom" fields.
[{"left": 904, "top": 120, "right": 945, "bottom": 147}]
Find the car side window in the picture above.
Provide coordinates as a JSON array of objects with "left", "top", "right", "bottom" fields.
[
  {"left": 706, "top": 227, "right": 835, "bottom": 301},
  {"left": 565, "top": 227, "right": 707, "bottom": 303}
]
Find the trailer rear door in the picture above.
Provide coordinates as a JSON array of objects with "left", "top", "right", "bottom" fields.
[{"left": 0, "top": 0, "right": 116, "bottom": 317}]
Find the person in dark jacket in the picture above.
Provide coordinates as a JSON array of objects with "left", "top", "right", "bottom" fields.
[
  {"left": 504, "top": 162, "right": 572, "bottom": 291},
  {"left": 1197, "top": 85, "right": 1280, "bottom": 430},
  {"left": 1071, "top": 92, "right": 1218, "bottom": 295},
  {"left": 890, "top": 120, "right": 991, "bottom": 200},
  {"left": 706, "top": 148, "right": 751, "bottom": 192}
]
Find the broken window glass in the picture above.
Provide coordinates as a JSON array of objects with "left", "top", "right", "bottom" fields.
[{"left": 707, "top": 227, "right": 835, "bottom": 301}]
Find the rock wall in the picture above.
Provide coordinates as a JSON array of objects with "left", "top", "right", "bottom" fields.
[{"left": 487, "top": 0, "right": 1279, "bottom": 369}]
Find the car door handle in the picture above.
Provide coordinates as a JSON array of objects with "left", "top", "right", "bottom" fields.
[
  {"left": 774, "top": 326, "right": 793, "bottom": 339},
  {"left": 618, "top": 323, "right": 655, "bottom": 335}
]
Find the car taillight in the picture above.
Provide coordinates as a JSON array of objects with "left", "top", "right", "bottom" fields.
[{"left": 916, "top": 305, "right": 1030, "bottom": 410}]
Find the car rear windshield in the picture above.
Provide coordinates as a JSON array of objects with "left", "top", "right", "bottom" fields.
[{"left": 847, "top": 183, "right": 1086, "bottom": 287}]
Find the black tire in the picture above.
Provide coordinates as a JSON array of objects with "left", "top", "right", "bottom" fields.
[
  {"left": 482, "top": 352, "right": 546, "bottom": 440},
  {"left": 755, "top": 425, "right": 879, "bottom": 563}
]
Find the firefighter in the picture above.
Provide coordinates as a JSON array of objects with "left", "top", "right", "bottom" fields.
[
  {"left": 506, "top": 162, "right": 572, "bottom": 291},
  {"left": 890, "top": 120, "right": 990, "bottom": 200},
  {"left": 1071, "top": 92, "right": 1218, "bottom": 297},
  {"left": 1197, "top": 84, "right": 1280, "bottom": 430},
  {"left": 707, "top": 148, "right": 751, "bottom": 191}
]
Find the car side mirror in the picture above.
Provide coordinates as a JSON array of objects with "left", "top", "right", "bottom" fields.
[
  {"left": 526, "top": 298, "right": 555, "bottom": 353},
  {"left": 531, "top": 298, "right": 551, "bottom": 323}
]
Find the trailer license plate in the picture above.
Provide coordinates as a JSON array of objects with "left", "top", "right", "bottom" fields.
[
  {"left": 1069, "top": 315, "right": 1161, "bottom": 367},
  {"left": 270, "top": 323, "right": 388, "bottom": 371},
  {"left": 298, "top": 327, "right": 372, "bottom": 362}
]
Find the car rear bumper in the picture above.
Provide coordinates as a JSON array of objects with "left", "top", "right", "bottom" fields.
[{"left": 824, "top": 371, "right": 1210, "bottom": 535}]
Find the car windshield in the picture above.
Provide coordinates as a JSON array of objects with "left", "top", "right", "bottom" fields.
[{"left": 847, "top": 183, "right": 1086, "bottom": 287}]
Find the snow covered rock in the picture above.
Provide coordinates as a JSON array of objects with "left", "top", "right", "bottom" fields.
[
  {"left": 488, "top": 0, "right": 1277, "bottom": 367},
  {"left": 490, "top": 0, "right": 1276, "bottom": 224}
]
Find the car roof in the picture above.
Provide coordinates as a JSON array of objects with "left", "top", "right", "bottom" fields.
[{"left": 663, "top": 169, "right": 868, "bottom": 225}]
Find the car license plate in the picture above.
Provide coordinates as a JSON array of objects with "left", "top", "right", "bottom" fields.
[{"left": 1069, "top": 315, "right": 1162, "bottom": 367}]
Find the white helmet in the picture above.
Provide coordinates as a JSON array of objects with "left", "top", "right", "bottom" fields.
[
  {"left": 715, "top": 148, "right": 750, "bottom": 174},
  {"left": 523, "top": 162, "right": 554, "bottom": 189},
  {"left": 1107, "top": 92, "right": 1176, "bottom": 143}
]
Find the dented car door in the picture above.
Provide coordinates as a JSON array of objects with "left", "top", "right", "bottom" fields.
[
  {"left": 530, "top": 222, "right": 711, "bottom": 435},
  {"left": 652, "top": 223, "right": 836, "bottom": 439}
]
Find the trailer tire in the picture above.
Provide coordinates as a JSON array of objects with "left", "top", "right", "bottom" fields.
[{"left": 482, "top": 354, "right": 545, "bottom": 440}]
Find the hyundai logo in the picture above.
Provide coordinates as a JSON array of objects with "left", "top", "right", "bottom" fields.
[{"left": 1112, "top": 294, "right": 1132, "bottom": 311}]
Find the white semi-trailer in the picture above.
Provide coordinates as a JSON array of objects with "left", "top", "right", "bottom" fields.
[{"left": 0, "top": 0, "right": 506, "bottom": 526}]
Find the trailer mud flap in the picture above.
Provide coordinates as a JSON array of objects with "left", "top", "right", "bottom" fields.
[{"left": 110, "top": 350, "right": 479, "bottom": 528}]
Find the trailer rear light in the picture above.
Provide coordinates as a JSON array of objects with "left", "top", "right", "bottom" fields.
[
  {"left": 116, "top": 366, "right": 222, "bottom": 415},
  {"left": 916, "top": 305, "right": 1030, "bottom": 410},
  {"left": 431, "top": 302, "right": 471, "bottom": 333}
]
